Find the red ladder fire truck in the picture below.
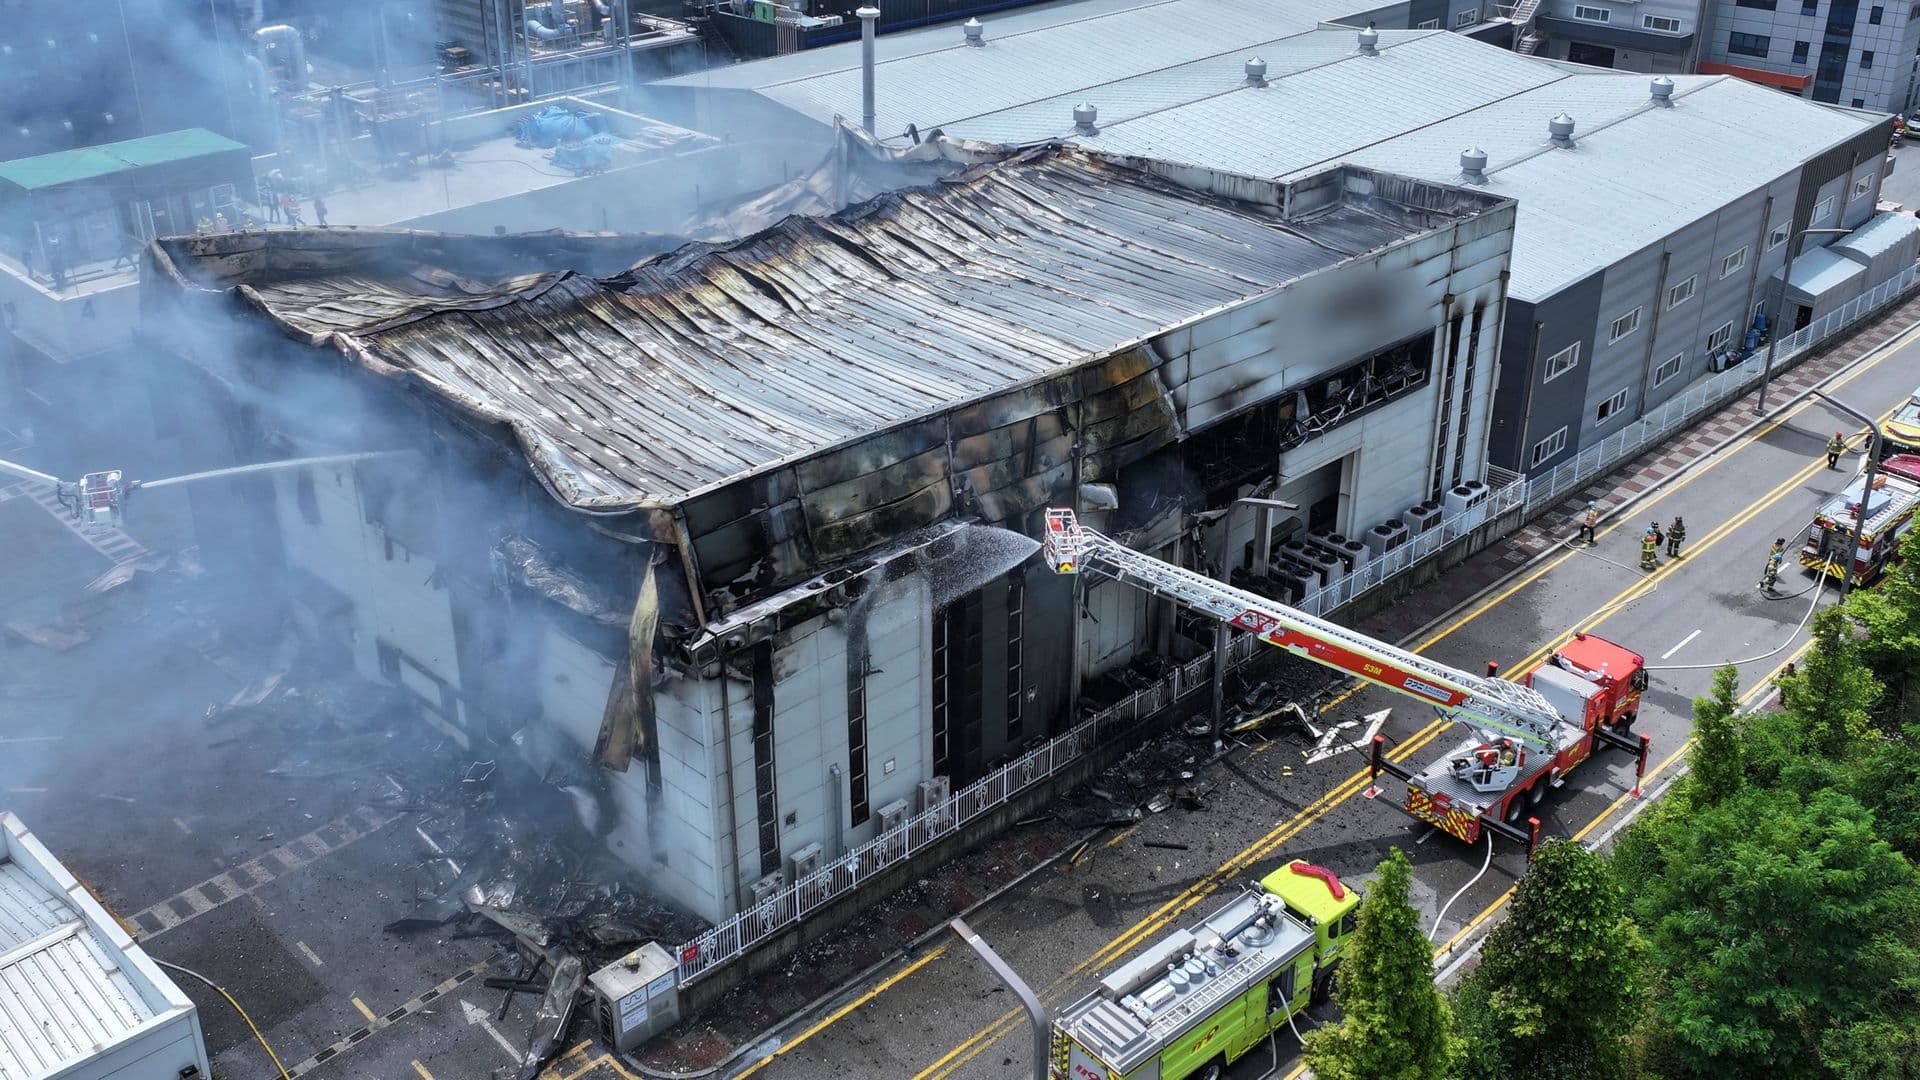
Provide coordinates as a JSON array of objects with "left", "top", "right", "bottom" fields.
[{"left": 1043, "top": 509, "right": 1650, "bottom": 852}]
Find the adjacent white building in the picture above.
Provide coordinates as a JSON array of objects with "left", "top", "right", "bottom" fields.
[{"left": 0, "top": 812, "right": 211, "bottom": 1080}]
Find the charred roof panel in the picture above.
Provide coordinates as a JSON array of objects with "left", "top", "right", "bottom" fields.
[{"left": 155, "top": 148, "right": 1492, "bottom": 514}]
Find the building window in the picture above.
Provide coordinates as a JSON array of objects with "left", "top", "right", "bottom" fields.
[
  {"left": 1595, "top": 387, "right": 1631, "bottom": 422},
  {"left": 1416, "top": 17, "right": 1441, "bottom": 27},
  {"left": 1531, "top": 426, "right": 1569, "bottom": 466},
  {"left": 1853, "top": 97, "right": 1867, "bottom": 108},
  {"left": 376, "top": 639, "right": 401, "bottom": 681},
  {"left": 1005, "top": 578, "right": 1025, "bottom": 742},
  {"left": 1667, "top": 275, "right": 1697, "bottom": 309},
  {"left": 1735, "top": 0, "right": 1776, "bottom": 7},
  {"left": 1609, "top": 307, "right": 1642, "bottom": 343},
  {"left": 1644, "top": 13, "right": 1683, "bottom": 30},
  {"left": 1728, "top": 32, "right": 1771, "bottom": 57},
  {"left": 1543, "top": 342, "right": 1581, "bottom": 382},
  {"left": 1855, "top": 176, "right": 1874, "bottom": 197},
  {"left": 1770, "top": 222, "right": 1791, "bottom": 248},
  {"left": 1793, "top": 40, "right": 1811, "bottom": 63},
  {"left": 1707, "top": 321, "right": 1736, "bottom": 352},
  {"left": 1654, "top": 353, "right": 1686, "bottom": 387},
  {"left": 294, "top": 471, "right": 321, "bottom": 525},
  {"left": 1722, "top": 246, "right": 1748, "bottom": 278},
  {"left": 1872, "top": 3, "right": 1885, "bottom": 21},
  {"left": 1863, "top": 50, "right": 1876, "bottom": 69},
  {"left": 1456, "top": 7, "right": 1481, "bottom": 26},
  {"left": 1815, "top": 194, "right": 1837, "bottom": 222},
  {"left": 751, "top": 642, "right": 781, "bottom": 878},
  {"left": 1573, "top": 4, "right": 1610, "bottom": 20},
  {"left": 1810, "top": 0, "right": 1824, "bottom": 12}
]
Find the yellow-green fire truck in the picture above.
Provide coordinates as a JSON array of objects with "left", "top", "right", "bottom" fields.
[{"left": 1049, "top": 860, "right": 1360, "bottom": 1080}]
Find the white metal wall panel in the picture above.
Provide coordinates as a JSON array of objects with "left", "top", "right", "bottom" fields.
[{"left": 0, "top": 866, "right": 63, "bottom": 950}]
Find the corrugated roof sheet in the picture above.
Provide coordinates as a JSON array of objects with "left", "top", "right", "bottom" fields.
[
  {"left": 0, "top": 128, "right": 246, "bottom": 192},
  {"left": 1782, "top": 245, "right": 1866, "bottom": 297},
  {"left": 1834, "top": 210, "right": 1920, "bottom": 260},
  {"left": 0, "top": 862, "right": 155, "bottom": 1078},
  {"left": 176, "top": 149, "right": 1468, "bottom": 508},
  {"left": 680, "top": 7, "right": 1881, "bottom": 303}
]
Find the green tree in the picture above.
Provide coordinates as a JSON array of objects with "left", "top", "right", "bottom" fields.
[
  {"left": 1302, "top": 847, "right": 1460, "bottom": 1080},
  {"left": 1687, "top": 665, "right": 1744, "bottom": 806},
  {"left": 1847, "top": 529, "right": 1920, "bottom": 722},
  {"left": 1453, "top": 839, "right": 1643, "bottom": 1080},
  {"left": 1618, "top": 788, "right": 1920, "bottom": 1078},
  {"left": 1777, "top": 606, "right": 1881, "bottom": 759}
]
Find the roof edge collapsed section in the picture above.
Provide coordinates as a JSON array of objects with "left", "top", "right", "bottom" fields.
[{"left": 145, "top": 128, "right": 1509, "bottom": 520}]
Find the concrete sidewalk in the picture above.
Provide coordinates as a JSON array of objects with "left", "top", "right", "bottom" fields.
[{"left": 631, "top": 283, "right": 1920, "bottom": 1076}]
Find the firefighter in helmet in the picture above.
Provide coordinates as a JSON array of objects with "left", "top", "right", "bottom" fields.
[
  {"left": 1667, "top": 516, "right": 1687, "bottom": 557},
  {"left": 1761, "top": 537, "right": 1787, "bottom": 590},
  {"left": 1827, "top": 431, "right": 1847, "bottom": 469},
  {"left": 1640, "top": 523, "right": 1661, "bottom": 570}
]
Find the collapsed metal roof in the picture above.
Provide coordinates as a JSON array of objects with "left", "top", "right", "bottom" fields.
[{"left": 148, "top": 140, "right": 1492, "bottom": 514}]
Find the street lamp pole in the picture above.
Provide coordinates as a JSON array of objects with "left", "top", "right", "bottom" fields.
[
  {"left": 1810, "top": 388, "right": 1882, "bottom": 600},
  {"left": 1755, "top": 227, "right": 1851, "bottom": 415}
]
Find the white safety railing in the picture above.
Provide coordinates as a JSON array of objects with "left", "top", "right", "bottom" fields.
[
  {"left": 1523, "top": 263, "right": 1920, "bottom": 518},
  {"left": 672, "top": 265, "right": 1920, "bottom": 988},
  {"left": 673, "top": 469, "right": 1527, "bottom": 984}
]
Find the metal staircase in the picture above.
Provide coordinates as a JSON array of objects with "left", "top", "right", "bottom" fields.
[
  {"left": 1051, "top": 513, "right": 1568, "bottom": 753},
  {"left": 1507, "top": 0, "right": 1546, "bottom": 55}
]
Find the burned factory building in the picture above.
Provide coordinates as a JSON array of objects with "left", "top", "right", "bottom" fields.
[{"left": 140, "top": 139, "right": 1516, "bottom": 926}]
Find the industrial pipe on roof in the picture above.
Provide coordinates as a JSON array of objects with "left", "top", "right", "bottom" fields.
[
  {"left": 527, "top": 1, "right": 570, "bottom": 40},
  {"left": 253, "top": 24, "right": 305, "bottom": 91},
  {"left": 859, "top": 7, "right": 880, "bottom": 135}
]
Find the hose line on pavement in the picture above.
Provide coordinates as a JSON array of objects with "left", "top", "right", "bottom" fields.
[
  {"left": 1429, "top": 830, "right": 1496, "bottom": 944},
  {"left": 1647, "top": 543, "right": 1836, "bottom": 672},
  {"left": 154, "top": 958, "right": 293, "bottom": 1080}
]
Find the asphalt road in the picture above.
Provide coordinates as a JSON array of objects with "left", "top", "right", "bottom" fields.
[{"left": 733, "top": 322, "right": 1920, "bottom": 1080}]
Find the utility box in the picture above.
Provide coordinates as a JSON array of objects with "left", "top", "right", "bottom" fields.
[{"left": 590, "top": 942, "right": 681, "bottom": 1052}]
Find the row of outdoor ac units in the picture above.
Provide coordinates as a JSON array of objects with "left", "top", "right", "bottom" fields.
[
  {"left": 1356, "top": 480, "right": 1493, "bottom": 561},
  {"left": 747, "top": 775, "right": 953, "bottom": 904}
]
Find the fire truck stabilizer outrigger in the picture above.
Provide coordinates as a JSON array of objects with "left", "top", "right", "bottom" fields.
[
  {"left": 1042, "top": 509, "right": 1651, "bottom": 853},
  {"left": 1039, "top": 509, "right": 1652, "bottom": 1080}
]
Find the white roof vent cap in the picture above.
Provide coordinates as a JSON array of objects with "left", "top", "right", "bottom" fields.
[
  {"left": 1550, "top": 112, "right": 1576, "bottom": 147},
  {"left": 1461, "top": 147, "right": 1489, "bottom": 181},
  {"left": 1245, "top": 56, "right": 1268, "bottom": 84},
  {"left": 1358, "top": 25, "right": 1379, "bottom": 54},
  {"left": 1650, "top": 76, "right": 1675, "bottom": 106},
  {"left": 963, "top": 17, "right": 984, "bottom": 45},
  {"left": 1073, "top": 102, "right": 1099, "bottom": 132}
]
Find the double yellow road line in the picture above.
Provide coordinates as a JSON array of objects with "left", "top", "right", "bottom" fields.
[{"left": 745, "top": 330, "right": 1915, "bottom": 1080}]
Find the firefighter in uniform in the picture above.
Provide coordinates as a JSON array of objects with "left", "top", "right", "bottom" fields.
[
  {"left": 1578, "top": 501, "right": 1599, "bottom": 545},
  {"left": 1827, "top": 432, "right": 1847, "bottom": 469},
  {"left": 1666, "top": 516, "right": 1687, "bottom": 557},
  {"left": 1760, "top": 537, "right": 1787, "bottom": 590},
  {"left": 1640, "top": 527, "right": 1659, "bottom": 571}
]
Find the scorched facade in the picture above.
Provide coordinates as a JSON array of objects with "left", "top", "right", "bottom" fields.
[{"left": 142, "top": 139, "right": 1516, "bottom": 924}]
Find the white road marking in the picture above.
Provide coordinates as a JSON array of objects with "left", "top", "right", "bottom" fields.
[
  {"left": 1660, "top": 629, "right": 1702, "bottom": 660},
  {"left": 0, "top": 736, "right": 62, "bottom": 744},
  {"left": 296, "top": 940, "right": 325, "bottom": 967},
  {"left": 7, "top": 787, "right": 47, "bottom": 794},
  {"left": 461, "top": 999, "right": 523, "bottom": 1062},
  {"left": 97, "top": 794, "right": 135, "bottom": 804},
  {"left": 173, "top": 817, "right": 194, "bottom": 835}
]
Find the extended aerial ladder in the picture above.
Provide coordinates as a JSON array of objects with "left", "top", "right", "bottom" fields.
[
  {"left": 0, "top": 451, "right": 412, "bottom": 530},
  {"left": 1044, "top": 508, "right": 1648, "bottom": 850},
  {"left": 1045, "top": 509, "right": 1566, "bottom": 757}
]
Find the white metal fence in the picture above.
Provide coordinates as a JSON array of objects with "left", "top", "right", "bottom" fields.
[
  {"left": 673, "top": 469, "right": 1528, "bottom": 985},
  {"left": 672, "top": 268, "right": 1920, "bottom": 988},
  {"left": 1524, "top": 263, "right": 1920, "bottom": 518}
]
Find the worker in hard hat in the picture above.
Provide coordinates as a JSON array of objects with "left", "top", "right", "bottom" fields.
[
  {"left": 1578, "top": 501, "right": 1599, "bottom": 545},
  {"left": 1827, "top": 432, "right": 1847, "bottom": 469},
  {"left": 1640, "top": 527, "right": 1659, "bottom": 571},
  {"left": 1666, "top": 516, "right": 1687, "bottom": 557}
]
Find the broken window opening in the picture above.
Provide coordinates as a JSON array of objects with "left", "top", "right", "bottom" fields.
[
  {"left": 847, "top": 631, "right": 870, "bottom": 828},
  {"left": 752, "top": 642, "right": 780, "bottom": 877},
  {"left": 1005, "top": 577, "right": 1026, "bottom": 744}
]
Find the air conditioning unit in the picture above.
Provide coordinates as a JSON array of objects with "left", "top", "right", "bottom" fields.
[
  {"left": 876, "top": 798, "right": 910, "bottom": 832},
  {"left": 1362, "top": 520, "right": 1408, "bottom": 557},
  {"left": 1402, "top": 501, "right": 1444, "bottom": 535},
  {"left": 788, "top": 842, "right": 823, "bottom": 881},
  {"left": 1298, "top": 546, "right": 1343, "bottom": 586},
  {"left": 750, "top": 871, "right": 785, "bottom": 905},
  {"left": 1445, "top": 481, "right": 1491, "bottom": 531},
  {"left": 1272, "top": 564, "right": 1314, "bottom": 603},
  {"left": 590, "top": 943, "right": 680, "bottom": 1052},
  {"left": 917, "top": 776, "right": 951, "bottom": 813}
]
